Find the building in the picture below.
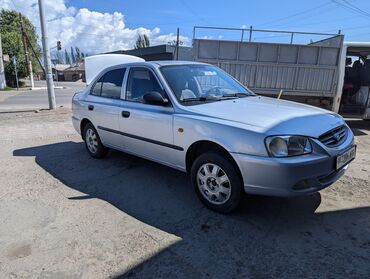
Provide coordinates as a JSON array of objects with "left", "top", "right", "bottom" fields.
[
  {"left": 53, "top": 64, "right": 70, "bottom": 81},
  {"left": 63, "top": 62, "right": 85, "bottom": 81},
  {"left": 107, "top": 44, "right": 193, "bottom": 61},
  {"left": 34, "top": 64, "right": 70, "bottom": 81}
]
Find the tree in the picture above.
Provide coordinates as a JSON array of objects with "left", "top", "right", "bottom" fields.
[
  {"left": 75, "top": 46, "right": 81, "bottom": 62},
  {"left": 70, "top": 46, "right": 76, "bottom": 63},
  {"left": 64, "top": 49, "right": 71, "bottom": 64},
  {"left": 134, "top": 34, "right": 150, "bottom": 49},
  {"left": 0, "top": 10, "right": 41, "bottom": 87}
]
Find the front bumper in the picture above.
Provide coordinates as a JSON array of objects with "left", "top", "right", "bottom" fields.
[{"left": 231, "top": 136, "right": 354, "bottom": 197}]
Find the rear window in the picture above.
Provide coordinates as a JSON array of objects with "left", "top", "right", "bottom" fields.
[
  {"left": 91, "top": 76, "right": 103, "bottom": 96},
  {"left": 91, "top": 68, "right": 126, "bottom": 99}
]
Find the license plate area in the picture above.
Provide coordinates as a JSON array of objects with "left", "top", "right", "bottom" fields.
[{"left": 336, "top": 145, "right": 356, "bottom": 170}]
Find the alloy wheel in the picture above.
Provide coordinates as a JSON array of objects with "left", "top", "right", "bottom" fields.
[{"left": 196, "top": 163, "right": 231, "bottom": 205}]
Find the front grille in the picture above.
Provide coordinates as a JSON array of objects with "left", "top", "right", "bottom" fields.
[{"left": 319, "top": 125, "right": 347, "bottom": 147}]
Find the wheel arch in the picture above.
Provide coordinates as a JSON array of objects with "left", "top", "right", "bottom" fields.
[
  {"left": 80, "top": 118, "right": 93, "bottom": 140},
  {"left": 185, "top": 140, "right": 243, "bottom": 182}
]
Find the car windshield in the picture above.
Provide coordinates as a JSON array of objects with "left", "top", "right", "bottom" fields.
[{"left": 160, "top": 64, "right": 254, "bottom": 104}]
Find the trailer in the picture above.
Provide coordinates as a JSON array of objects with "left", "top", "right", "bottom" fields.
[{"left": 192, "top": 26, "right": 370, "bottom": 120}]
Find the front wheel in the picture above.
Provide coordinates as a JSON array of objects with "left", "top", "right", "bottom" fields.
[
  {"left": 191, "top": 152, "right": 244, "bottom": 213},
  {"left": 83, "top": 123, "right": 108, "bottom": 159}
]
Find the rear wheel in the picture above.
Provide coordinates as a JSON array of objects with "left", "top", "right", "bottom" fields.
[
  {"left": 83, "top": 123, "right": 108, "bottom": 158},
  {"left": 191, "top": 152, "right": 244, "bottom": 213}
]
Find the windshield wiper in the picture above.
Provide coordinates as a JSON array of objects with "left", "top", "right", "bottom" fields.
[
  {"left": 221, "top": 92, "right": 253, "bottom": 98},
  {"left": 181, "top": 96, "right": 221, "bottom": 102}
]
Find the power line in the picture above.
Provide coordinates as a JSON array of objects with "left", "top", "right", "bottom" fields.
[
  {"left": 9, "top": 0, "right": 31, "bottom": 15},
  {"left": 342, "top": 0, "right": 370, "bottom": 17},
  {"left": 258, "top": 2, "right": 332, "bottom": 28},
  {"left": 268, "top": 15, "right": 356, "bottom": 30},
  {"left": 180, "top": 0, "right": 204, "bottom": 21},
  {"left": 331, "top": 0, "right": 370, "bottom": 19}
]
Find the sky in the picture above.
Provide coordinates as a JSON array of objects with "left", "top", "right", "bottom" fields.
[{"left": 1, "top": 0, "right": 370, "bottom": 56}]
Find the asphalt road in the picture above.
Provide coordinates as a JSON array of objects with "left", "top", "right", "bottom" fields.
[
  {"left": 0, "top": 108, "right": 369, "bottom": 278},
  {"left": 0, "top": 81, "right": 85, "bottom": 112}
]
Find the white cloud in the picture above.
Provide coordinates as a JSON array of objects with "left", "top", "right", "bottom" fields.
[{"left": 0, "top": 0, "right": 190, "bottom": 55}]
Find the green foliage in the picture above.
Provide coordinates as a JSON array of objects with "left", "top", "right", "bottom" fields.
[
  {"left": 64, "top": 49, "right": 71, "bottom": 64},
  {"left": 70, "top": 46, "right": 76, "bottom": 63},
  {"left": 134, "top": 34, "right": 150, "bottom": 49},
  {"left": 75, "top": 46, "right": 82, "bottom": 61},
  {"left": 0, "top": 9, "right": 41, "bottom": 87}
]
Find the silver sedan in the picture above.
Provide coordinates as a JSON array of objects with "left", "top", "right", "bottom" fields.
[{"left": 72, "top": 61, "right": 356, "bottom": 213}]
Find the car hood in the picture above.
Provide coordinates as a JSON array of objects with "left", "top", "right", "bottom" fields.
[{"left": 182, "top": 96, "right": 344, "bottom": 137}]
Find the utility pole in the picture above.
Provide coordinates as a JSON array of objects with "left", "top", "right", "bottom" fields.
[
  {"left": 176, "top": 27, "right": 179, "bottom": 61},
  {"left": 38, "top": 0, "right": 56, "bottom": 109},
  {"left": 12, "top": 56, "right": 19, "bottom": 90},
  {"left": 0, "top": 34, "right": 6, "bottom": 90},
  {"left": 19, "top": 13, "right": 34, "bottom": 89}
]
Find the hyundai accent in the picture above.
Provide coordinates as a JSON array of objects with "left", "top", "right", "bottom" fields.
[{"left": 72, "top": 61, "right": 356, "bottom": 213}]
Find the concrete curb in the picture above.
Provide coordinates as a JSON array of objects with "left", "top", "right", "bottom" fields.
[{"left": 0, "top": 106, "right": 66, "bottom": 114}]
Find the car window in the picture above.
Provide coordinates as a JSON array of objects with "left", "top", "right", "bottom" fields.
[
  {"left": 90, "top": 68, "right": 125, "bottom": 98},
  {"left": 160, "top": 64, "right": 253, "bottom": 104},
  {"left": 91, "top": 76, "right": 103, "bottom": 96},
  {"left": 101, "top": 68, "right": 126, "bottom": 99},
  {"left": 126, "top": 68, "right": 162, "bottom": 102}
]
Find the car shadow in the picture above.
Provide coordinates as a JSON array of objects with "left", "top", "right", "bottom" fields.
[
  {"left": 346, "top": 119, "right": 370, "bottom": 136},
  {"left": 13, "top": 142, "right": 370, "bottom": 278}
]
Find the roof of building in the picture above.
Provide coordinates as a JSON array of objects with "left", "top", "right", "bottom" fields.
[
  {"left": 53, "top": 64, "right": 70, "bottom": 71},
  {"left": 63, "top": 62, "right": 85, "bottom": 72}
]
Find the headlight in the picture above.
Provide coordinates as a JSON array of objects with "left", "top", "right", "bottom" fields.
[{"left": 265, "top": 136, "right": 312, "bottom": 157}]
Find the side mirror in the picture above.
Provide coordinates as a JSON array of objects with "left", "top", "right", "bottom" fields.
[{"left": 143, "top": 91, "right": 168, "bottom": 106}]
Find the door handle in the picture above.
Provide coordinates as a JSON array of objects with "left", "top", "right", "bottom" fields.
[
  {"left": 121, "top": 111, "right": 130, "bottom": 118},
  {"left": 88, "top": 105, "right": 94, "bottom": 111}
]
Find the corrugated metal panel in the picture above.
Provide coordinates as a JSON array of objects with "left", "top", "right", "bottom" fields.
[
  {"left": 319, "top": 47, "right": 339, "bottom": 66},
  {"left": 279, "top": 45, "right": 298, "bottom": 63},
  {"left": 296, "top": 68, "right": 334, "bottom": 92},
  {"left": 239, "top": 44, "right": 258, "bottom": 61},
  {"left": 255, "top": 65, "right": 295, "bottom": 89},
  {"left": 193, "top": 38, "right": 342, "bottom": 98}
]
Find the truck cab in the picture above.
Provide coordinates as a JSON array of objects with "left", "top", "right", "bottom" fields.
[{"left": 336, "top": 42, "right": 370, "bottom": 119}]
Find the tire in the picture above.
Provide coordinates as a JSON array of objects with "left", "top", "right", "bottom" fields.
[
  {"left": 191, "top": 152, "right": 244, "bottom": 213},
  {"left": 83, "top": 123, "right": 108, "bottom": 159}
]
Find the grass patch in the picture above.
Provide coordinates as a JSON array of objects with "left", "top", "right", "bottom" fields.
[{"left": 0, "top": 86, "right": 14, "bottom": 91}]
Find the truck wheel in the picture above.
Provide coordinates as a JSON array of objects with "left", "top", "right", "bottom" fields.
[
  {"left": 191, "top": 152, "right": 243, "bottom": 213},
  {"left": 83, "top": 123, "right": 108, "bottom": 159}
]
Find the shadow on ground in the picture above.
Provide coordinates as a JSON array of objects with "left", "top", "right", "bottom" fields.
[
  {"left": 347, "top": 119, "right": 370, "bottom": 136},
  {"left": 14, "top": 142, "right": 370, "bottom": 278}
]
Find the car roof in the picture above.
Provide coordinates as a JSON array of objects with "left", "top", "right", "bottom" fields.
[
  {"left": 148, "top": 60, "right": 206, "bottom": 66},
  {"left": 117, "top": 60, "right": 207, "bottom": 68}
]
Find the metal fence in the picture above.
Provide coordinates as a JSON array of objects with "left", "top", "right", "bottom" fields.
[{"left": 193, "top": 26, "right": 341, "bottom": 45}]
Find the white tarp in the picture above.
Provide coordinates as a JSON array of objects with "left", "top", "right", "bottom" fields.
[{"left": 84, "top": 54, "right": 144, "bottom": 85}]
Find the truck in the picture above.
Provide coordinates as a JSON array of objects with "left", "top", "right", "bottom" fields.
[{"left": 192, "top": 26, "right": 370, "bottom": 120}]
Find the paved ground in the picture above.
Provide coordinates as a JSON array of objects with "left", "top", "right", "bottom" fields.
[
  {"left": 0, "top": 81, "right": 85, "bottom": 112},
  {"left": 0, "top": 107, "right": 369, "bottom": 279}
]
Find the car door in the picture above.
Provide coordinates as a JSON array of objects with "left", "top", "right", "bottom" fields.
[
  {"left": 84, "top": 67, "right": 127, "bottom": 149},
  {"left": 118, "top": 66, "right": 178, "bottom": 167}
]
